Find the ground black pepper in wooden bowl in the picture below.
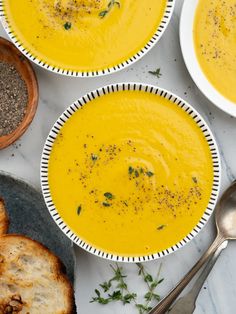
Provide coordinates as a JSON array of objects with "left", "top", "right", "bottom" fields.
[
  {"left": 0, "top": 37, "right": 38, "bottom": 150},
  {"left": 0, "top": 61, "right": 28, "bottom": 136}
]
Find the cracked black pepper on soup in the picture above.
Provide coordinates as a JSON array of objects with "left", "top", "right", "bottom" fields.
[{"left": 0, "top": 61, "right": 28, "bottom": 136}]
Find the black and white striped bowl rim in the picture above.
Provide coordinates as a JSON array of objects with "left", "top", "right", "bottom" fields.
[
  {"left": 41, "top": 83, "right": 221, "bottom": 263},
  {"left": 0, "top": 0, "right": 175, "bottom": 77}
]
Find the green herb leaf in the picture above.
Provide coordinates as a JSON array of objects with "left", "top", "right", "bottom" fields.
[
  {"left": 108, "top": 290, "right": 123, "bottom": 301},
  {"left": 137, "top": 263, "right": 144, "bottom": 276},
  {"left": 104, "top": 192, "right": 114, "bottom": 200},
  {"left": 91, "top": 154, "right": 98, "bottom": 161},
  {"left": 157, "top": 224, "right": 166, "bottom": 231},
  {"left": 64, "top": 22, "right": 72, "bottom": 30},
  {"left": 99, "top": 281, "right": 112, "bottom": 292},
  {"left": 129, "top": 166, "right": 134, "bottom": 175},
  {"left": 107, "top": 1, "right": 113, "bottom": 8},
  {"left": 102, "top": 202, "right": 111, "bottom": 207},
  {"left": 115, "top": 1, "right": 121, "bottom": 8},
  {"left": 144, "top": 291, "right": 153, "bottom": 302},
  {"left": 135, "top": 170, "right": 140, "bottom": 178},
  {"left": 139, "top": 168, "right": 144, "bottom": 174},
  {"left": 148, "top": 68, "right": 162, "bottom": 78},
  {"left": 99, "top": 0, "right": 120, "bottom": 18},
  {"left": 144, "top": 274, "right": 153, "bottom": 283},
  {"left": 90, "top": 296, "right": 110, "bottom": 304},
  {"left": 146, "top": 171, "right": 154, "bottom": 177},
  {"left": 153, "top": 293, "right": 161, "bottom": 301},
  {"left": 123, "top": 293, "right": 137, "bottom": 304},
  {"left": 157, "top": 278, "right": 164, "bottom": 284},
  {"left": 77, "top": 205, "right": 82, "bottom": 216},
  {"left": 99, "top": 10, "right": 108, "bottom": 18},
  {"left": 136, "top": 304, "right": 152, "bottom": 312},
  {"left": 150, "top": 281, "right": 158, "bottom": 289},
  {"left": 90, "top": 289, "right": 111, "bottom": 304},
  {"left": 117, "top": 282, "right": 127, "bottom": 289}
]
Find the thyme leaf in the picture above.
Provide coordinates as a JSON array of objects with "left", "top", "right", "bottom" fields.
[
  {"left": 135, "top": 170, "right": 140, "bottom": 178},
  {"left": 77, "top": 205, "right": 82, "bottom": 215},
  {"left": 102, "top": 202, "right": 111, "bottom": 207},
  {"left": 129, "top": 166, "right": 134, "bottom": 175},
  {"left": 100, "top": 281, "right": 112, "bottom": 292},
  {"left": 146, "top": 171, "right": 154, "bottom": 177},
  {"left": 149, "top": 68, "right": 162, "bottom": 78},
  {"left": 99, "top": 10, "right": 108, "bottom": 18},
  {"left": 64, "top": 22, "right": 71, "bottom": 30},
  {"left": 99, "top": 0, "right": 121, "bottom": 18},
  {"left": 104, "top": 192, "right": 114, "bottom": 200},
  {"left": 91, "top": 154, "right": 98, "bottom": 161},
  {"left": 157, "top": 224, "right": 166, "bottom": 231}
]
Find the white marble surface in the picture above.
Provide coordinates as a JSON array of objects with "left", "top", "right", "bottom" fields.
[{"left": 1, "top": 1, "right": 236, "bottom": 313}]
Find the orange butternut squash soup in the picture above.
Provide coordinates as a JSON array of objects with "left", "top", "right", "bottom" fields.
[
  {"left": 3, "top": 0, "right": 167, "bottom": 72},
  {"left": 194, "top": 0, "right": 236, "bottom": 103},
  {"left": 48, "top": 90, "right": 214, "bottom": 257}
]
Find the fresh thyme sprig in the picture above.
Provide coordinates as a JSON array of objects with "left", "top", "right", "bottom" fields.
[
  {"left": 148, "top": 68, "right": 162, "bottom": 79},
  {"left": 99, "top": 0, "right": 121, "bottom": 18},
  {"left": 136, "top": 263, "right": 164, "bottom": 313},
  {"left": 90, "top": 263, "right": 136, "bottom": 305},
  {"left": 90, "top": 263, "right": 164, "bottom": 313}
]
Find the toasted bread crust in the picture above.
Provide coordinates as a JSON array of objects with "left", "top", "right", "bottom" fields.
[
  {"left": 0, "top": 234, "right": 74, "bottom": 314},
  {"left": 0, "top": 198, "right": 9, "bottom": 235}
]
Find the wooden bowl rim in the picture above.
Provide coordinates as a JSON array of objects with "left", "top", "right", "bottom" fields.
[{"left": 0, "top": 36, "right": 39, "bottom": 150}]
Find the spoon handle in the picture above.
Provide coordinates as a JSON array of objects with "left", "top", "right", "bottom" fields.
[
  {"left": 168, "top": 240, "right": 228, "bottom": 314},
  {"left": 148, "top": 234, "right": 225, "bottom": 314}
]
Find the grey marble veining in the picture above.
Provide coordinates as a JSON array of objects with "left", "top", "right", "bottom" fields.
[{"left": 0, "top": 1, "right": 236, "bottom": 313}]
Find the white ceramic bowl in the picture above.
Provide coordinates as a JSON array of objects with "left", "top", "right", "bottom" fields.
[
  {"left": 180, "top": 0, "right": 236, "bottom": 117},
  {"left": 41, "top": 83, "right": 221, "bottom": 262},
  {"left": 0, "top": 0, "right": 175, "bottom": 77}
]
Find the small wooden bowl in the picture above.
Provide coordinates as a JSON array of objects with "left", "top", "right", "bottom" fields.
[{"left": 0, "top": 37, "right": 39, "bottom": 149}]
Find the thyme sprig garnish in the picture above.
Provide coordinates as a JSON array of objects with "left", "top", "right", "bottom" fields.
[
  {"left": 91, "top": 263, "right": 136, "bottom": 305},
  {"left": 99, "top": 0, "right": 121, "bottom": 18},
  {"left": 136, "top": 263, "right": 164, "bottom": 313},
  {"left": 149, "top": 68, "right": 162, "bottom": 79},
  {"left": 90, "top": 263, "right": 164, "bottom": 313}
]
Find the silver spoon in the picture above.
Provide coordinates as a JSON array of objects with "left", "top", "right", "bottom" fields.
[{"left": 149, "top": 181, "right": 236, "bottom": 314}]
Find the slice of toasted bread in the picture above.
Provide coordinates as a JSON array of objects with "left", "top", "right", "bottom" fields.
[
  {"left": 0, "top": 234, "right": 74, "bottom": 314},
  {"left": 0, "top": 198, "right": 9, "bottom": 235}
]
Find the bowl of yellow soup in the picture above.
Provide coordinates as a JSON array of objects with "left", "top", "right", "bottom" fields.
[
  {"left": 180, "top": 0, "right": 236, "bottom": 117},
  {"left": 0, "top": 0, "right": 175, "bottom": 77},
  {"left": 41, "top": 83, "right": 221, "bottom": 262}
]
